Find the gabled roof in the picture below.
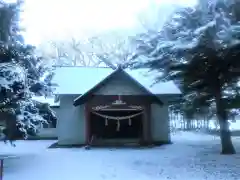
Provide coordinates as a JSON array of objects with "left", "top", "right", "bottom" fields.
[
  {"left": 73, "top": 68, "right": 163, "bottom": 106},
  {"left": 52, "top": 66, "right": 181, "bottom": 95}
]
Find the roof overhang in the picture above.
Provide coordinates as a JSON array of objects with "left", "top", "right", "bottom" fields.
[
  {"left": 50, "top": 105, "right": 60, "bottom": 108},
  {"left": 73, "top": 94, "right": 163, "bottom": 106}
]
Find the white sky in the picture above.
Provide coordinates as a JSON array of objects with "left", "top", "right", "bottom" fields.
[{"left": 20, "top": 0, "right": 197, "bottom": 45}]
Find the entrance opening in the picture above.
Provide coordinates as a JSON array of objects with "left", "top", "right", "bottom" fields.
[{"left": 90, "top": 110, "right": 143, "bottom": 139}]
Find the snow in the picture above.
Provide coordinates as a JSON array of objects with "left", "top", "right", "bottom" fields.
[
  {"left": 194, "top": 20, "right": 216, "bottom": 36},
  {"left": 2, "top": 132, "right": 240, "bottom": 180},
  {"left": 52, "top": 66, "right": 181, "bottom": 95},
  {"left": 0, "top": 63, "right": 25, "bottom": 90},
  {"left": 52, "top": 66, "right": 113, "bottom": 95},
  {"left": 208, "top": 120, "right": 240, "bottom": 131},
  {"left": 32, "top": 96, "right": 60, "bottom": 107},
  {"left": 126, "top": 68, "right": 181, "bottom": 94}
]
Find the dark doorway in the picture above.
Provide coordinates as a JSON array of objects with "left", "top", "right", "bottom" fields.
[{"left": 90, "top": 110, "right": 143, "bottom": 139}]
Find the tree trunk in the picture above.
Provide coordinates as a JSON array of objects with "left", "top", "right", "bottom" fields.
[
  {"left": 186, "top": 119, "right": 191, "bottom": 130},
  {"left": 215, "top": 90, "right": 236, "bottom": 154},
  {"left": 218, "top": 119, "right": 235, "bottom": 154}
]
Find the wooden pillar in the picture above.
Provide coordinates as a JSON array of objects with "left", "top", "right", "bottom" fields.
[
  {"left": 146, "top": 104, "right": 152, "bottom": 144},
  {"left": 84, "top": 104, "right": 90, "bottom": 145},
  {"left": 141, "top": 105, "right": 152, "bottom": 145}
]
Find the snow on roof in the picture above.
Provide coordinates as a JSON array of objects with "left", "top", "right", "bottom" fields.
[
  {"left": 32, "top": 96, "right": 60, "bottom": 107},
  {"left": 52, "top": 66, "right": 181, "bottom": 95},
  {"left": 125, "top": 69, "right": 181, "bottom": 94},
  {"left": 52, "top": 66, "right": 114, "bottom": 94}
]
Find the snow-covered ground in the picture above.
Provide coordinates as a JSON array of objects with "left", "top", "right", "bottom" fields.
[{"left": 2, "top": 132, "right": 240, "bottom": 180}]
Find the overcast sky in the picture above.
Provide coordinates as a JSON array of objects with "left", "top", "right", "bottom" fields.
[{"left": 20, "top": 0, "right": 197, "bottom": 45}]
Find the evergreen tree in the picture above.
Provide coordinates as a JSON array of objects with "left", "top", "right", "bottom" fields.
[
  {"left": 132, "top": 0, "right": 240, "bottom": 154},
  {"left": 0, "top": 1, "right": 55, "bottom": 142}
]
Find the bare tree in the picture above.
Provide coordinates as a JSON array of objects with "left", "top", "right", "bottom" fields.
[
  {"left": 36, "top": 31, "right": 136, "bottom": 68},
  {"left": 36, "top": 38, "right": 106, "bottom": 67},
  {"left": 88, "top": 32, "right": 136, "bottom": 69}
]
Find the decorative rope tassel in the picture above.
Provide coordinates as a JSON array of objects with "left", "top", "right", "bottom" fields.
[
  {"left": 128, "top": 118, "right": 131, "bottom": 126},
  {"left": 105, "top": 118, "right": 108, "bottom": 126},
  {"left": 117, "top": 120, "right": 120, "bottom": 131}
]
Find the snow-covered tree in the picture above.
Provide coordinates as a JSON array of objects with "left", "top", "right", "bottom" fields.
[
  {"left": 0, "top": 1, "right": 55, "bottom": 141},
  {"left": 87, "top": 31, "right": 136, "bottom": 69},
  {"left": 132, "top": 0, "right": 240, "bottom": 154}
]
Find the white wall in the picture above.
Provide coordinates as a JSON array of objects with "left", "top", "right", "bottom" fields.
[
  {"left": 37, "top": 128, "right": 57, "bottom": 138},
  {"left": 151, "top": 104, "right": 171, "bottom": 142},
  {"left": 57, "top": 95, "right": 86, "bottom": 145}
]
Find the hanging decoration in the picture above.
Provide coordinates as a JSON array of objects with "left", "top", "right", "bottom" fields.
[
  {"left": 117, "top": 120, "right": 120, "bottom": 131},
  {"left": 112, "top": 95, "right": 126, "bottom": 105},
  {"left": 92, "top": 105, "right": 110, "bottom": 111},
  {"left": 91, "top": 95, "right": 144, "bottom": 112},
  {"left": 90, "top": 94, "right": 144, "bottom": 131},
  {"left": 128, "top": 105, "right": 143, "bottom": 111},
  {"left": 128, "top": 118, "right": 132, "bottom": 126},
  {"left": 105, "top": 118, "right": 108, "bottom": 126},
  {"left": 91, "top": 111, "right": 143, "bottom": 131},
  {"left": 91, "top": 111, "right": 143, "bottom": 121}
]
